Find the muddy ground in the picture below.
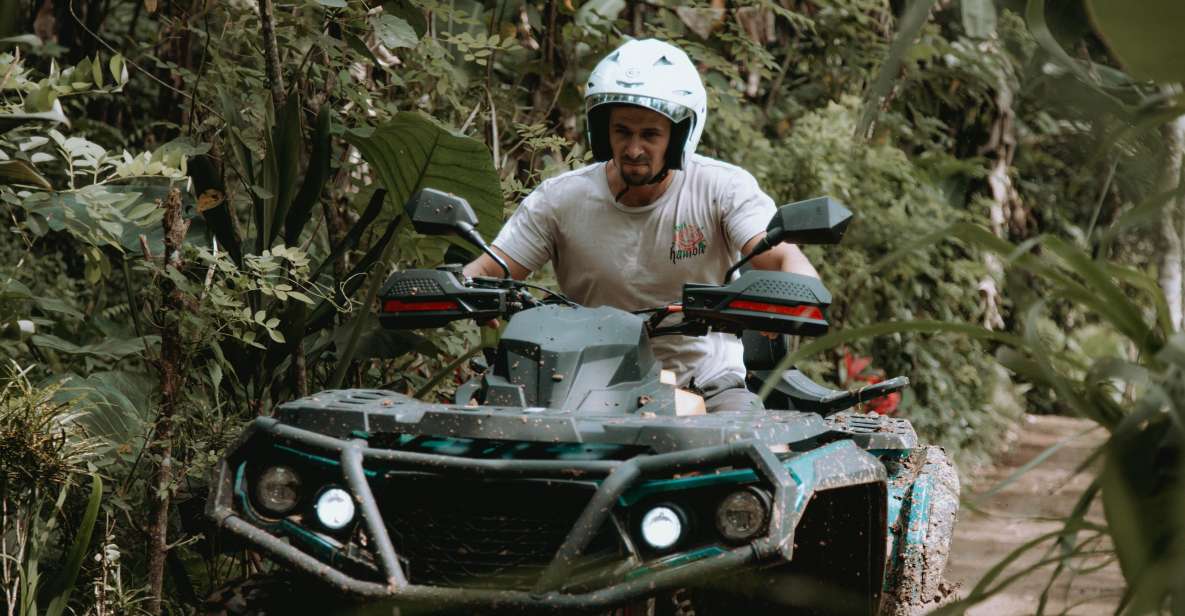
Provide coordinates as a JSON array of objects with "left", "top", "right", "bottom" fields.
[{"left": 945, "top": 414, "right": 1126, "bottom": 615}]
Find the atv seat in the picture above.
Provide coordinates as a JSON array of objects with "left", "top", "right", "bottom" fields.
[{"left": 742, "top": 330, "right": 907, "bottom": 415}]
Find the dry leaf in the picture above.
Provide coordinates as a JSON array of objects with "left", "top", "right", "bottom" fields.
[
  {"left": 196, "top": 188, "right": 225, "bottom": 212},
  {"left": 736, "top": 7, "right": 776, "bottom": 45},
  {"left": 675, "top": 6, "right": 725, "bottom": 39}
]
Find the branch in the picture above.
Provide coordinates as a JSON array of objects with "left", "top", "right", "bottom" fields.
[{"left": 257, "top": 0, "right": 285, "bottom": 107}]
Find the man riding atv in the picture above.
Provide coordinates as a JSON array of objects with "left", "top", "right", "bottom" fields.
[
  {"left": 203, "top": 37, "right": 960, "bottom": 616},
  {"left": 463, "top": 38, "right": 818, "bottom": 413}
]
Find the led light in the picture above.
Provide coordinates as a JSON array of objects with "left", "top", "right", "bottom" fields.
[
  {"left": 640, "top": 506, "right": 683, "bottom": 550},
  {"left": 715, "top": 489, "right": 770, "bottom": 542},
  {"left": 315, "top": 488, "right": 356, "bottom": 530},
  {"left": 382, "top": 299, "right": 460, "bottom": 313},
  {"left": 254, "top": 466, "right": 301, "bottom": 516},
  {"left": 728, "top": 300, "right": 824, "bottom": 320}
]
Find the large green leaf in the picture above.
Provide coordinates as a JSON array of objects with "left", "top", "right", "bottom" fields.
[
  {"left": 345, "top": 112, "right": 503, "bottom": 244},
  {"left": 961, "top": 0, "right": 997, "bottom": 38},
  {"left": 40, "top": 474, "right": 102, "bottom": 616},
  {"left": 1087, "top": 0, "right": 1185, "bottom": 84},
  {"left": 267, "top": 94, "right": 304, "bottom": 247},
  {"left": 32, "top": 334, "right": 159, "bottom": 361},
  {"left": 333, "top": 112, "right": 500, "bottom": 389},
  {"left": 285, "top": 104, "right": 332, "bottom": 245},
  {"left": 373, "top": 14, "right": 419, "bottom": 49},
  {"left": 60, "top": 370, "right": 157, "bottom": 443},
  {"left": 1025, "top": 0, "right": 1128, "bottom": 113}
]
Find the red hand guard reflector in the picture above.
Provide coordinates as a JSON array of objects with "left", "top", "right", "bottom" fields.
[
  {"left": 728, "top": 300, "right": 823, "bottom": 320},
  {"left": 382, "top": 299, "right": 461, "bottom": 313}
]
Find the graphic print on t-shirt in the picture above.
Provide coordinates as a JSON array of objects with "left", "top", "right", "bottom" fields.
[{"left": 669, "top": 222, "right": 708, "bottom": 264}]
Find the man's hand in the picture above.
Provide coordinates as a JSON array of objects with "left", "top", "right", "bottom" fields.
[
  {"left": 464, "top": 248, "right": 532, "bottom": 330},
  {"left": 741, "top": 231, "right": 817, "bottom": 340}
]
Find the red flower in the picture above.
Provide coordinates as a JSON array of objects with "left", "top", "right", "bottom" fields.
[{"left": 841, "top": 350, "right": 899, "bottom": 416}]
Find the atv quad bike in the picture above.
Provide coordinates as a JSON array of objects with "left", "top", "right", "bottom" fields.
[{"left": 205, "top": 191, "right": 959, "bottom": 615}]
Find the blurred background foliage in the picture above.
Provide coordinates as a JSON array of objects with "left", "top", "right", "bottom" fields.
[{"left": 0, "top": 0, "right": 1182, "bottom": 612}]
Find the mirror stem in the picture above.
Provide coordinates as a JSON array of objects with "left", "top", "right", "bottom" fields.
[
  {"left": 458, "top": 223, "right": 511, "bottom": 278},
  {"left": 481, "top": 244, "right": 512, "bottom": 279},
  {"left": 724, "top": 235, "right": 775, "bottom": 280}
]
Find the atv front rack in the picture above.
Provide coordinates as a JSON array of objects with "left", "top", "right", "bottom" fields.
[{"left": 207, "top": 416, "right": 824, "bottom": 612}]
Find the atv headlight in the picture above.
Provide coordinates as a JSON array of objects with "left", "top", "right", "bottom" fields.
[
  {"left": 254, "top": 465, "right": 302, "bottom": 516},
  {"left": 315, "top": 487, "right": 356, "bottom": 530},
  {"left": 640, "top": 505, "right": 684, "bottom": 550},
  {"left": 715, "top": 488, "right": 770, "bottom": 542}
]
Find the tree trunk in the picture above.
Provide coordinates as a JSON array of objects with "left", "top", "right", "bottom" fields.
[
  {"left": 1159, "top": 114, "right": 1185, "bottom": 331},
  {"left": 145, "top": 187, "right": 191, "bottom": 615},
  {"left": 979, "top": 50, "right": 1018, "bottom": 331}
]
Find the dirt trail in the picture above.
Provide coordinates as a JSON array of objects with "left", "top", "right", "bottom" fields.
[{"left": 945, "top": 414, "right": 1125, "bottom": 615}]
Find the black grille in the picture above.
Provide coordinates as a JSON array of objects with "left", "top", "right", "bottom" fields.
[
  {"left": 386, "top": 276, "right": 444, "bottom": 296},
  {"left": 746, "top": 278, "right": 815, "bottom": 301},
  {"left": 376, "top": 476, "right": 623, "bottom": 590}
]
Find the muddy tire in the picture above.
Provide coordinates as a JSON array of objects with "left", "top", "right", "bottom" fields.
[{"left": 880, "top": 445, "right": 960, "bottom": 616}]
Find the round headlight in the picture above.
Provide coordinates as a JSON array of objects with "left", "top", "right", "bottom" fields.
[
  {"left": 715, "top": 488, "right": 770, "bottom": 542},
  {"left": 254, "top": 465, "right": 302, "bottom": 516},
  {"left": 640, "top": 505, "right": 683, "bottom": 550},
  {"left": 315, "top": 487, "right": 356, "bottom": 530}
]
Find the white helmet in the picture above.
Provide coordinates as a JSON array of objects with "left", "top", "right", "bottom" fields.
[{"left": 585, "top": 39, "right": 707, "bottom": 171}]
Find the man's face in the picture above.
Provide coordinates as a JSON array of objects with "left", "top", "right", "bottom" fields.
[{"left": 608, "top": 105, "right": 672, "bottom": 186}]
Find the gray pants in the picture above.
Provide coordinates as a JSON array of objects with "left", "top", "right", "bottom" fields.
[{"left": 701, "top": 374, "right": 764, "bottom": 413}]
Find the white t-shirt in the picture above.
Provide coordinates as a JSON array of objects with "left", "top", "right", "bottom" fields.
[{"left": 492, "top": 153, "right": 775, "bottom": 388}]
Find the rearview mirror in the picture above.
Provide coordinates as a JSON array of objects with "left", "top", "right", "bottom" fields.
[
  {"left": 724, "top": 196, "right": 853, "bottom": 280},
  {"left": 404, "top": 188, "right": 511, "bottom": 277},
  {"left": 405, "top": 188, "right": 480, "bottom": 236},
  {"left": 764, "top": 196, "right": 852, "bottom": 246}
]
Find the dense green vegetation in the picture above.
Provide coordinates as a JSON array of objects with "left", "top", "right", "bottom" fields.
[{"left": 0, "top": 0, "right": 1182, "bottom": 613}]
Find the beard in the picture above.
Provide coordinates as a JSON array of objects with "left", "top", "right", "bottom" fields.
[{"left": 619, "top": 158, "right": 656, "bottom": 186}]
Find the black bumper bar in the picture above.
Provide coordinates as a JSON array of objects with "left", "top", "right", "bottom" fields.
[{"left": 207, "top": 417, "right": 801, "bottom": 611}]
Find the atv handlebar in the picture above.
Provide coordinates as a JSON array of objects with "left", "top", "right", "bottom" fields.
[{"left": 378, "top": 266, "right": 833, "bottom": 339}]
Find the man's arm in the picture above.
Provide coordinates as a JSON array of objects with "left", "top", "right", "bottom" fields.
[
  {"left": 462, "top": 246, "right": 533, "bottom": 280},
  {"left": 742, "top": 232, "right": 820, "bottom": 278}
]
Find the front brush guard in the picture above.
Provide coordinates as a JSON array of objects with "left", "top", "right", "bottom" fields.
[{"left": 208, "top": 417, "right": 861, "bottom": 612}]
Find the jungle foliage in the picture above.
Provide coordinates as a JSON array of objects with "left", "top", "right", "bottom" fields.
[{"left": 0, "top": 0, "right": 1182, "bottom": 613}]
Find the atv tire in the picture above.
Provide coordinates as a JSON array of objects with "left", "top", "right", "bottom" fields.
[
  {"left": 880, "top": 445, "right": 960, "bottom": 616},
  {"left": 202, "top": 576, "right": 291, "bottom": 616},
  {"left": 201, "top": 577, "right": 362, "bottom": 616}
]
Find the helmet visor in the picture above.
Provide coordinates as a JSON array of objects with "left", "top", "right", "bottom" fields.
[{"left": 586, "top": 93, "right": 694, "bottom": 124}]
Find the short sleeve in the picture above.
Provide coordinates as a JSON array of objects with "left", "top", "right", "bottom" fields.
[
  {"left": 720, "top": 169, "right": 776, "bottom": 254},
  {"left": 491, "top": 186, "right": 556, "bottom": 273}
]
